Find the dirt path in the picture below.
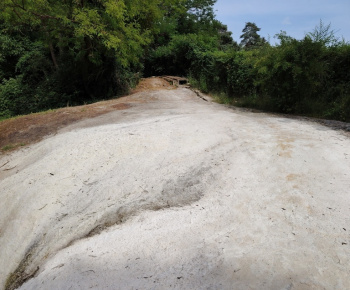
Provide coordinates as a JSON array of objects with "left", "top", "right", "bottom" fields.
[
  {"left": 0, "top": 78, "right": 174, "bottom": 152},
  {"left": 0, "top": 78, "right": 350, "bottom": 289}
]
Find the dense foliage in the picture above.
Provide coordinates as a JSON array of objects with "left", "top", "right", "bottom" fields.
[
  {"left": 0, "top": 0, "right": 188, "bottom": 118},
  {"left": 0, "top": 1, "right": 349, "bottom": 122},
  {"left": 147, "top": 19, "right": 350, "bottom": 121}
]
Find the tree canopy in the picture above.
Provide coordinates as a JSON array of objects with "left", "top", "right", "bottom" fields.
[
  {"left": 239, "top": 22, "right": 266, "bottom": 49},
  {"left": 0, "top": 2, "right": 349, "bottom": 124}
]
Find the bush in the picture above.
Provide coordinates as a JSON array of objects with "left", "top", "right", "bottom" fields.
[
  {"left": 226, "top": 50, "right": 257, "bottom": 97},
  {"left": 0, "top": 77, "right": 33, "bottom": 117}
]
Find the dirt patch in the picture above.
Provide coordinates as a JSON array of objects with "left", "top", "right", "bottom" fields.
[
  {"left": 131, "top": 77, "right": 175, "bottom": 93},
  {"left": 111, "top": 103, "right": 133, "bottom": 110},
  {"left": 0, "top": 104, "right": 116, "bottom": 152},
  {"left": 0, "top": 78, "right": 173, "bottom": 153}
]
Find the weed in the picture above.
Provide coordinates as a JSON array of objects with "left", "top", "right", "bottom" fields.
[
  {"left": 1, "top": 144, "right": 15, "bottom": 151},
  {"left": 211, "top": 92, "right": 232, "bottom": 105},
  {"left": 1, "top": 143, "right": 25, "bottom": 152}
]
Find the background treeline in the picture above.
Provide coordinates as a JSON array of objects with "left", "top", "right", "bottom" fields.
[
  {"left": 147, "top": 20, "right": 350, "bottom": 121},
  {"left": 1, "top": 1, "right": 349, "bottom": 122}
]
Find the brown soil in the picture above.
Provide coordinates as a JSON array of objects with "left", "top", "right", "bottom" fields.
[{"left": 0, "top": 77, "right": 173, "bottom": 153}]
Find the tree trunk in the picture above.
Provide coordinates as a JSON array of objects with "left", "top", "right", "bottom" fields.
[{"left": 49, "top": 42, "right": 59, "bottom": 70}]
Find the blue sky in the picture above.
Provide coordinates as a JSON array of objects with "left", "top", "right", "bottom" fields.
[{"left": 214, "top": 0, "right": 350, "bottom": 44}]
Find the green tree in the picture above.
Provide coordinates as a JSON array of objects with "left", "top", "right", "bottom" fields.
[
  {"left": 240, "top": 22, "right": 265, "bottom": 49},
  {"left": 185, "top": 0, "right": 216, "bottom": 22},
  {"left": 307, "top": 19, "right": 340, "bottom": 46},
  {"left": 213, "top": 20, "right": 238, "bottom": 50},
  {"left": 0, "top": 0, "right": 183, "bottom": 114},
  {"left": 0, "top": 0, "right": 156, "bottom": 67},
  {"left": 177, "top": 0, "right": 217, "bottom": 34}
]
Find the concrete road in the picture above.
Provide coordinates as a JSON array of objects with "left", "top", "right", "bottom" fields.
[{"left": 1, "top": 82, "right": 349, "bottom": 289}]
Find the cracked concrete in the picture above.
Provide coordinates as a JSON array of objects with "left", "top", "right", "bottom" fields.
[{"left": 0, "top": 82, "right": 350, "bottom": 289}]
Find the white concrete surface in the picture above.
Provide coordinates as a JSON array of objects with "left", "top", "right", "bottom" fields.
[{"left": 0, "top": 86, "right": 349, "bottom": 289}]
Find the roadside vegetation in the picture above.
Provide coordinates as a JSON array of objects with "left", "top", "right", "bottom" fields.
[{"left": 1, "top": 1, "right": 349, "bottom": 122}]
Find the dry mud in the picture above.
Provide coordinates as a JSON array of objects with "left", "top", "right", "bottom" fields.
[{"left": 0, "top": 85, "right": 349, "bottom": 289}]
